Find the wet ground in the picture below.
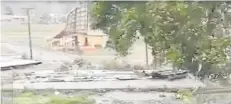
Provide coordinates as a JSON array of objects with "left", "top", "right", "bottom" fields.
[{"left": 1, "top": 28, "right": 231, "bottom": 104}]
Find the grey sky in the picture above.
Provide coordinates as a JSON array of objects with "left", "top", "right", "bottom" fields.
[{"left": 1, "top": 1, "right": 81, "bottom": 16}]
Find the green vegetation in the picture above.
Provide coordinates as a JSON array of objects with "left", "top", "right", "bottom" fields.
[
  {"left": 19, "top": 91, "right": 35, "bottom": 97},
  {"left": 47, "top": 96, "right": 94, "bottom": 104},
  {"left": 90, "top": 1, "right": 231, "bottom": 76},
  {"left": 15, "top": 92, "right": 95, "bottom": 104},
  {"left": 177, "top": 89, "right": 194, "bottom": 104}
]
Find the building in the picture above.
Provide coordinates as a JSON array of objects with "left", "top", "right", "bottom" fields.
[
  {"left": 47, "top": 30, "right": 107, "bottom": 51},
  {"left": 47, "top": 2, "right": 108, "bottom": 53}
]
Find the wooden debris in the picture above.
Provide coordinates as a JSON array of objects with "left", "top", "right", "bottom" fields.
[{"left": 147, "top": 70, "right": 189, "bottom": 80}]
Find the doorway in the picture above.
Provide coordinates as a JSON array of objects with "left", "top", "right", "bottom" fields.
[{"left": 84, "top": 37, "right": 89, "bottom": 46}]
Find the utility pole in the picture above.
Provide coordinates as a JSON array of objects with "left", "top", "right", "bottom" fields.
[
  {"left": 22, "top": 8, "right": 33, "bottom": 59},
  {"left": 145, "top": 38, "right": 149, "bottom": 67}
]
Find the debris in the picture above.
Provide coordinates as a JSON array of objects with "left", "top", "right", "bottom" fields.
[
  {"left": 116, "top": 75, "right": 139, "bottom": 80},
  {"left": 47, "top": 78, "right": 65, "bottom": 82},
  {"left": 58, "top": 61, "right": 72, "bottom": 71},
  {"left": 24, "top": 72, "right": 35, "bottom": 76},
  {"left": 35, "top": 75, "right": 48, "bottom": 79},
  {"left": 73, "top": 58, "right": 86, "bottom": 67},
  {"left": 159, "top": 94, "right": 166, "bottom": 97},
  {"left": 168, "top": 74, "right": 188, "bottom": 81},
  {"left": 0, "top": 58, "right": 42, "bottom": 70},
  {"left": 151, "top": 70, "right": 188, "bottom": 80}
]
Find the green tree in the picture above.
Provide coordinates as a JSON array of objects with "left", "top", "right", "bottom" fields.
[
  {"left": 147, "top": 1, "right": 231, "bottom": 75},
  {"left": 90, "top": 1, "right": 145, "bottom": 57},
  {"left": 90, "top": 1, "right": 231, "bottom": 76}
]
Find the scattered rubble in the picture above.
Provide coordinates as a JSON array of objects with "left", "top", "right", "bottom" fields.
[
  {"left": 10, "top": 68, "right": 191, "bottom": 84},
  {"left": 2, "top": 58, "right": 230, "bottom": 104},
  {"left": 3, "top": 58, "right": 204, "bottom": 90},
  {"left": 151, "top": 70, "right": 188, "bottom": 81}
]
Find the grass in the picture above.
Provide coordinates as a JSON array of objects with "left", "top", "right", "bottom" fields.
[
  {"left": 15, "top": 91, "right": 95, "bottom": 104},
  {"left": 47, "top": 96, "right": 94, "bottom": 104},
  {"left": 14, "top": 92, "right": 48, "bottom": 104},
  {"left": 19, "top": 92, "right": 35, "bottom": 97}
]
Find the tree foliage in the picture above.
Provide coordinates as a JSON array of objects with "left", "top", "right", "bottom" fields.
[{"left": 90, "top": 1, "right": 231, "bottom": 75}]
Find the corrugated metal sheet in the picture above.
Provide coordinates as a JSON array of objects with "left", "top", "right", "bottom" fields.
[{"left": 0, "top": 56, "right": 42, "bottom": 69}]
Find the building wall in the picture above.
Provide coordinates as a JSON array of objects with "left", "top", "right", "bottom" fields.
[
  {"left": 49, "top": 34, "right": 106, "bottom": 50},
  {"left": 78, "top": 34, "right": 105, "bottom": 47}
]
